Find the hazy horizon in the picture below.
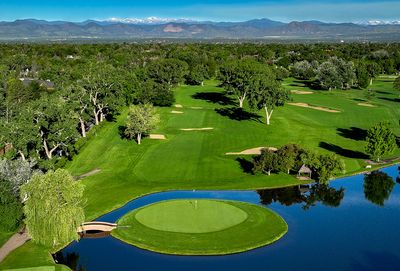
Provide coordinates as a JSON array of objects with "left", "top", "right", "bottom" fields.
[{"left": 0, "top": 0, "right": 399, "bottom": 23}]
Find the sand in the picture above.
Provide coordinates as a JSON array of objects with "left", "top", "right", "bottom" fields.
[
  {"left": 226, "top": 147, "right": 278, "bottom": 155},
  {"left": 288, "top": 103, "right": 340, "bottom": 113},
  {"left": 357, "top": 103, "right": 376, "bottom": 107},
  {"left": 180, "top": 127, "right": 214, "bottom": 131},
  {"left": 291, "top": 90, "right": 313, "bottom": 94},
  {"left": 174, "top": 104, "right": 183, "bottom": 108},
  {"left": 149, "top": 134, "right": 166, "bottom": 140}
]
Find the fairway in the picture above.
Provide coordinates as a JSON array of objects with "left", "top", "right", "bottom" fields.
[
  {"left": 135, "top": 200, "right": 248, "bottom": 233},
  {"left": 113, "top": 199, "right": 288, "bottom": 255}
]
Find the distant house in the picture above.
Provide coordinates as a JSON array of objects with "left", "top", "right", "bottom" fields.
[{"left": 19, "top": 78, "right": 55, "bottom": 90}]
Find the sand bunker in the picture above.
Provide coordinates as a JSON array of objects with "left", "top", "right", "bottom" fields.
[
  {"left": 226, "top": 147, "right": 278, "bottom": 155},
  {"left": 174, "top": 104, "right": 183, "bottom": 108},
  {"left": 190, "top": 106, "right": 203, "bottom": 109},
  {"left": 180, "top": 127, "right": 214, "bottom": 131},
  {"left": 171, "top": 110, "right": 184, "bottom": 114},
  {"left": 77, "top": 168, "right": 101, "bottom": 180},
  {"left": 149, "top": 134, "right": 166, "bottom": 140},
  {"left": 357, "top": 103, "right": 376, "bottom": 107},
  {"left": 288, "top": 103, "right": 340, "bottom": 113},
  {"left": 291, "top": 90, "right": 313, "bottom": 94}
]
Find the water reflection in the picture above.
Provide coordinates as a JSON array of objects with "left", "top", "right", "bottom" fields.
[
  {"left": 364, "top": 171, "right": 395, "bottom": 206},
  {"left": 54, "top": 252, "right": 85, "bottom": 271},
  {"left": 257, "top": 183, "right": 345, "bottom": 210}
]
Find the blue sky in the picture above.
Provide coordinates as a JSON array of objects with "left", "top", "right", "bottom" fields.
[{"left": 0, "top": 0, "right": 399, "bottom": 22}]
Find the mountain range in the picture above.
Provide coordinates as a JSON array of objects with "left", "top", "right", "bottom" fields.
[{"left": 1, "top": 18, "right": 400, "bottom": 41}]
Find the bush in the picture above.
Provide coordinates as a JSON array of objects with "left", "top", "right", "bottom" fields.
[{"left": 0, "top": 179, "right": 23, "bottom": 231}]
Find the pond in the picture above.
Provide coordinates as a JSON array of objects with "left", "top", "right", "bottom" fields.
[{"left": 55, "top": 165, "right": 400, "bottom": 271}]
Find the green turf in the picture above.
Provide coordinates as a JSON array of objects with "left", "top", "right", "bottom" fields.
[
  {"left": 113, "top": 199, "right": 288, "bottom": 255},
  {"left": 3, "top": 267, "right": 55, "bottom": 271},
  {"left": 135, "top": 199, "right": 248, "bottom": 233},
  {"left": 0, "top": 241, "right": 70, "bottom": 271}
]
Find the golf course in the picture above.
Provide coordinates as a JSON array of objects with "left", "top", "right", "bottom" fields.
[{"left": 1, "top": 76, "right": 399, "bottom": 269}]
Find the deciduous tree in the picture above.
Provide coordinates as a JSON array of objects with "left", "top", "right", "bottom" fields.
[
  {"left": 125, "top": 104, "right": 160, "bottom": 145},
  {"left": 365, "top": 122, "right": 397, "bottom": 162},
  {"left": 21, "top": 169, "right": 85, "bottom": 247}
]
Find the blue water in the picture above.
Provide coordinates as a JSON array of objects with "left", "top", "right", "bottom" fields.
[{"left": 56, "top": 165, "right": 400, "bottom": 271}]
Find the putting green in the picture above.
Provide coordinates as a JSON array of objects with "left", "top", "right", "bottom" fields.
[
  {"left": 135, "top": 199, "right": 248, "bottom": 233},
  {"left": 112, "top": 199, "right": 288, "bottom": 255}
]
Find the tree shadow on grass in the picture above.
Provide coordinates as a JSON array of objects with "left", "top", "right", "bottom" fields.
[
  {"left": 292, "top": 79, "right": 322, "bottom": 90},
  {"left": 215, "top": 107, "right": 262, "bottom": 122},
  {"left": 379, "top": 97, "right": 400, "bottom": 103},
  {"left": 337, "top": 127, "right": 367, "bottom": 141},
  {"left": 319, "top": 142, "right": 369, "bottom": 159},
  {"left": 236, "top": 158, "right": 254, "bottom": 174},
  {"left": 376, "top": 90, "right": 392, "bottom": 95},
  {"left": 118, "top": 125, "right": 128, "bottom": 139},
  {"left": 191, "top": 92, "right": 235, "bottom": 106}
]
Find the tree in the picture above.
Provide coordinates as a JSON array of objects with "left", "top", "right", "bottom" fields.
[
  {"left": 147, "top": 59, "right": 189, "bottom": 88},
  {"left": 316, "top": 61, "right": 342, "bottom": 90},
  {"left": 312, "top": 154, "right": 344, "bottom": 183},
  {"left": 0, "top": 158, "right": 39, "bottom": 194},
  {"left": 248, "top": 72, "right": 290, "bottom": 125},
  {"left": 253, "top": 149, "right": 278, "bottom": 175},
  {"left": 63, "top": 84, "right": 91, "bottom": 138},
  {"left": 125, "top": 104, "right": 160, "bottom": 145},
  {"left": 136, "top": 81, "right": 175, "bottom": 107},
  {"left": 186, "top": 64, "right": 209, "bottom": 86},
  {"left": 0, "top": 178, "right": 23, "bottom": 231},
  {"left": 276, "top": 144, "right": 301, "bottom": 174},
  {"left": 365, "top": 122, "right": 397, "bottom": 162},
  {"left": 219, "top": 60, "right": 270, "bottom": 108},
  {"left": 364, "top": 171, "right": 395, "bottom": 206},
  {"left": 291, "top": 60, "right": 315, "bottom": 80},
  {"left": 31, "top": 95, "right": 79, "bottom": 160},
  {"left": 81, "top": 64, "right": 124, "bottom": 125},
  {"left": 355, "top": 62, "right": 370, "bottom": 89},
  {"left": 21, "top": 169, "right": 85, "bottom": 247}
]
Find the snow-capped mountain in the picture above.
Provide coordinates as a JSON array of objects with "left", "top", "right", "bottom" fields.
[
  {"left": 105, "top": 17, "right": 195, "bottom": 25},
  {"left": 358, "top": 20, "right": 400, "bottom": 26}
]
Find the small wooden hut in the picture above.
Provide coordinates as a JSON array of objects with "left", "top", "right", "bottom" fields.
[{"left": 297, "top": 165, "right": 312, "bottom": 180}]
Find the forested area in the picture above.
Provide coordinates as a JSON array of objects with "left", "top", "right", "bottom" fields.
[{"left": 0, "top": 42, "right": 400, "bottom": 235}]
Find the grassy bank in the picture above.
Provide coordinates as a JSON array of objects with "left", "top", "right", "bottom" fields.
[{"left": 112, "top": 199, "right": 288, "bottom": 255}]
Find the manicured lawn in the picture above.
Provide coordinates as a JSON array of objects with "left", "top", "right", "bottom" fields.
[
  {"left": 134, "top": 199, "right": 248, "bottom": 233},
  {"left": 0, "top": 242, "right": 69, "bottom": 271},
  {"left": 112, "top": 199, "right": 288, "bottom": 255}
]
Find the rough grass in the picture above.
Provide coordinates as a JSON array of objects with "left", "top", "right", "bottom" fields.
[
  {"left": 113, "top": 200, "right": 288, "bottom": 255},
  {"left": 134, "top": 199, "right": 248, "bottom": 233}
]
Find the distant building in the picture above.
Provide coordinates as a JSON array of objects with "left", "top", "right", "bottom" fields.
[{"left": 19, "top": 78, "right": 55, "bottom": 90}]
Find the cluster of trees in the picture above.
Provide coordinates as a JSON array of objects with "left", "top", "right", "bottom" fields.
[
  {"left": 219, "top": 59, "right": 290, "bottom": 125},
  {"left": 253, "top": 144, "right": 344, "bottom": 183},
  {"left": 290, "top": 57, "right": 380, "bottom": 90}
]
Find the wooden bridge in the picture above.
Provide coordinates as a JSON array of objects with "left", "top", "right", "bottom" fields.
[{"left": 77, "top": 221, "right": 117, "bottom": 233}]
